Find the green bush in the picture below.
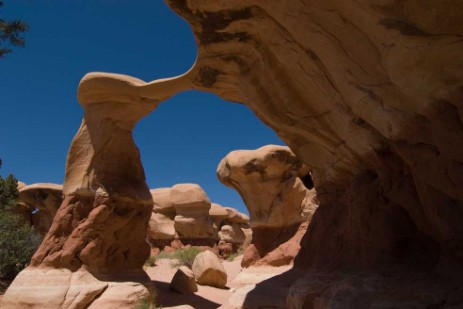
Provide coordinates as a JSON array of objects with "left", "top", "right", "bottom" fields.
[
  {"left": 0, "top": 211, "right": 42, "bottom": 280},
  {"left": 0, "top": 163, "right": 42, "bottom": 282},
  {"left": 150, "top": 247, "right": 203, "bottom": 269},
  {"left": 132, "top": 295, "right": 161, "bottom": 309},
  {"left": 144, "top": 256, "right": 156, "bottom": 267},
  {"left": 171, "top": 247, "right": 202, "bottom": 269}
]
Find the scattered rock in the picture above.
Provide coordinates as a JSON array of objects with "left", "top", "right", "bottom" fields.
[
  {"left": 170, "top": 266, "right": 198, "bottom": 295},
  {"left": 192, "top": 250, "right": 227, "bottom": 288}
]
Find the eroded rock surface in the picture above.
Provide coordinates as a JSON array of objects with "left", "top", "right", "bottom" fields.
[
  {"left": 218, "top": 145, "right": 317, "bottom": 267},
  {"left": 148, "top": 188, "right": 177, "bottom": 246},
  {"left": 1, "top": 72, "right": 186, "bottom": 308},
  {"left": 192, "top": 250, "right": 228, "bottom": 288},
  {"left": 18, "top": 183, "right": 63, "bottom": 235},
  {"left": 171, "top": 183, "right": 216, "bottom": 244},
  {"left": 163, "top": 1, "right": 463, "bottom": 307},
  {"left": 148, "top": 185, "right": 249, "bottom": 252}
]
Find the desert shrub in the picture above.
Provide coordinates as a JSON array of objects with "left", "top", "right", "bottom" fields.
[
  {"left": 0, "top": 211, "right": 42, "bottom": 280},
  {"left": 152, "top": 247, "right": 203, "bottom": 269},
  {"left": 171, "top": 247, "right": 202, "bottom": 269},
  {"left": 144, "top": 256, "right": 156, "bottom": 267},
  {"left": 227, "top": 247, "right": 244, "bottom": 261},
  {"left": 133, "top": 295, "right": 161, "bottom": 309},
  {"left": 155, "top": 250, "right": 174, "bottom": 260},
  {"left": 226, "top": 252, "right": 240, "bottom": 261},
  {"left": 0, "top": 166, "right": 42, "bottom": 282}
]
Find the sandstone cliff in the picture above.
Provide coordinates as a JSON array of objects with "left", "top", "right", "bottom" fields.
[{"left": 164, "top": 1, "right": 463, "bottom": 307}]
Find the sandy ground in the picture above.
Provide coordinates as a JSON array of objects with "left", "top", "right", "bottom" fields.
[
  {"left": 0, "top": 255, "right": 291, "bottom": 308},
  {"left": 147, "top": 255, "right": 294, "bottom": 309},
  {"left": 146, "top": 256, "right": 244, "bottom": 309}
]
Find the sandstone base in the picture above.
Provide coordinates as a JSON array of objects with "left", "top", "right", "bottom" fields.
[{"left": 1, "top": 267, "right": 154, "bottom": 309}]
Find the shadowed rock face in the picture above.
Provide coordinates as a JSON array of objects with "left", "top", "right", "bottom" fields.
[
  {"left": 218, "top": 145, "right": 317, "bottom": 267},
  {"left": 165, "top": 0, "right": 463, "bottom": 306}
]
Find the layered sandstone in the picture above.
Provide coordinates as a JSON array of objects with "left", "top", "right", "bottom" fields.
[
  {"left": 163, "top": 1, "right": 463, "bottom": 306},
  {"left": 171, "top": 183, "right": 216, "bottom": 243},
  {"left": 218, "top": 145, "right": 317, "bottom": 267},
  {"left": 148, "top": 188, "right": 177, "bottom": 246},
  {"left": 148, "top": 185, "right": 249, "bottom": 251},
  {"left": 5, "top": 0, "right": 461, "bottom": 306},
  {"left": 2, "top": 72, "right": 187, "bottom": 308}
]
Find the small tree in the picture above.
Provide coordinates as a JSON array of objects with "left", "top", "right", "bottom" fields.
[{"left": 0, "top": 1, "right": 28, "bottom": 58}]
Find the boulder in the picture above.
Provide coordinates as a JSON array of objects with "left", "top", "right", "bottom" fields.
[
  {"left": 148, "top": 212, "right": 176, "bottom": 241},
  {"left": 171, "top": 184, "right": 216, "bottom": 243},
  {"left": 192, "top": 250, "right": 227, "bottom": 288},
  {"left": 209, "top": 202, "right": 229, "bottom": 227},
  {"left": 170, "top": 266, "right": 198, "bottom": 295},
  {"left": 151, "top": 187, "right": 176, "bottom": 215}
]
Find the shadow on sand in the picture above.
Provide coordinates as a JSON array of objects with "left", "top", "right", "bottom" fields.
[{"left": 153, "top": 280, "right": 222, "bottom": 309}]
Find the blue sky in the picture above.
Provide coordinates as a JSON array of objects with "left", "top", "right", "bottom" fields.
[{"left": 0, "top": 1, "right": 284, "bottom": 215}]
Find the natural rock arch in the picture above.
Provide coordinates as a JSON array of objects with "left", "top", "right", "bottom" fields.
[{"left": 3, "top": 0, "right": 463, "bottom": 307}]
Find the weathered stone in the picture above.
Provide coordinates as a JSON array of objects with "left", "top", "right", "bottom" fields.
[
  {"left": 219, "top": 224, "right": 246, "bottom": 244},
  {"left": 170, "top": 266, "right": 198, "bottom": 295},
  {"left": 209, "top": 202, "right": 229, "bottom": 227},
  {"left": 1, "top": 72, "right": 183, "bottom": 308},
  {"left": 192, "top": 250, "right": 227, "bottom": 288},
  {"left": 18, "top": 183, "right": 63, "bottom": 235},
  {"left": 218, "top": 145, "right": 317, "bottom": 267},
  {"left": 162, "top": 1, "right": 463, "bottom": 306},
  {"left": 171, "top": 184, "right": 216, "bottom": 242}
]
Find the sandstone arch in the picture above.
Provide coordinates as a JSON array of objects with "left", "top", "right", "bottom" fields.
[
  {"left": 2, "top": 72, "right": 192, "bottom": 308},
  {"left": 3, "top": 0, "right": 463, "bottom": 307}
]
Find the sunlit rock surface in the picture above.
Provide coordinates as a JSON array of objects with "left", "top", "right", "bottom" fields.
[{"left": 218, "top": 145, "right": 317, "bottom": 267}]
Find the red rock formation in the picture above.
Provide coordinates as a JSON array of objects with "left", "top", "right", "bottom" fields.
[
  {"left": 18, "top": 183, "right": 63, "bottom": 236},
  {"left": 218, "top": 145, "right": 317, "bottom": 267},
  {"left": 164, "top": 1, "right": 463, "bottom": 306},
  {"left": 2, "top": 72, "right": 186, "bottom": 308},
  {"left": 148, "top": 185, "right": 249, "bottom": 250}
]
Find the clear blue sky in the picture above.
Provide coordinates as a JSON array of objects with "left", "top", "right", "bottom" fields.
[{"left": 0, "top": 1, "right": 284, "bottom": 215}]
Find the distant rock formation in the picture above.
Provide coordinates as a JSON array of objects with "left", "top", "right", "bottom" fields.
[
  {"left": 148, "top": 184, "right": 250, "bottom": 253},
  {"left": 17, "top": 183, "right": 63, "bottom": 235},
  {"left": 171, "top": 184, "right": 216, "bottom": 242},
  {"left": 218, "top": 145, "right": 318, "bottom": 266}
]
